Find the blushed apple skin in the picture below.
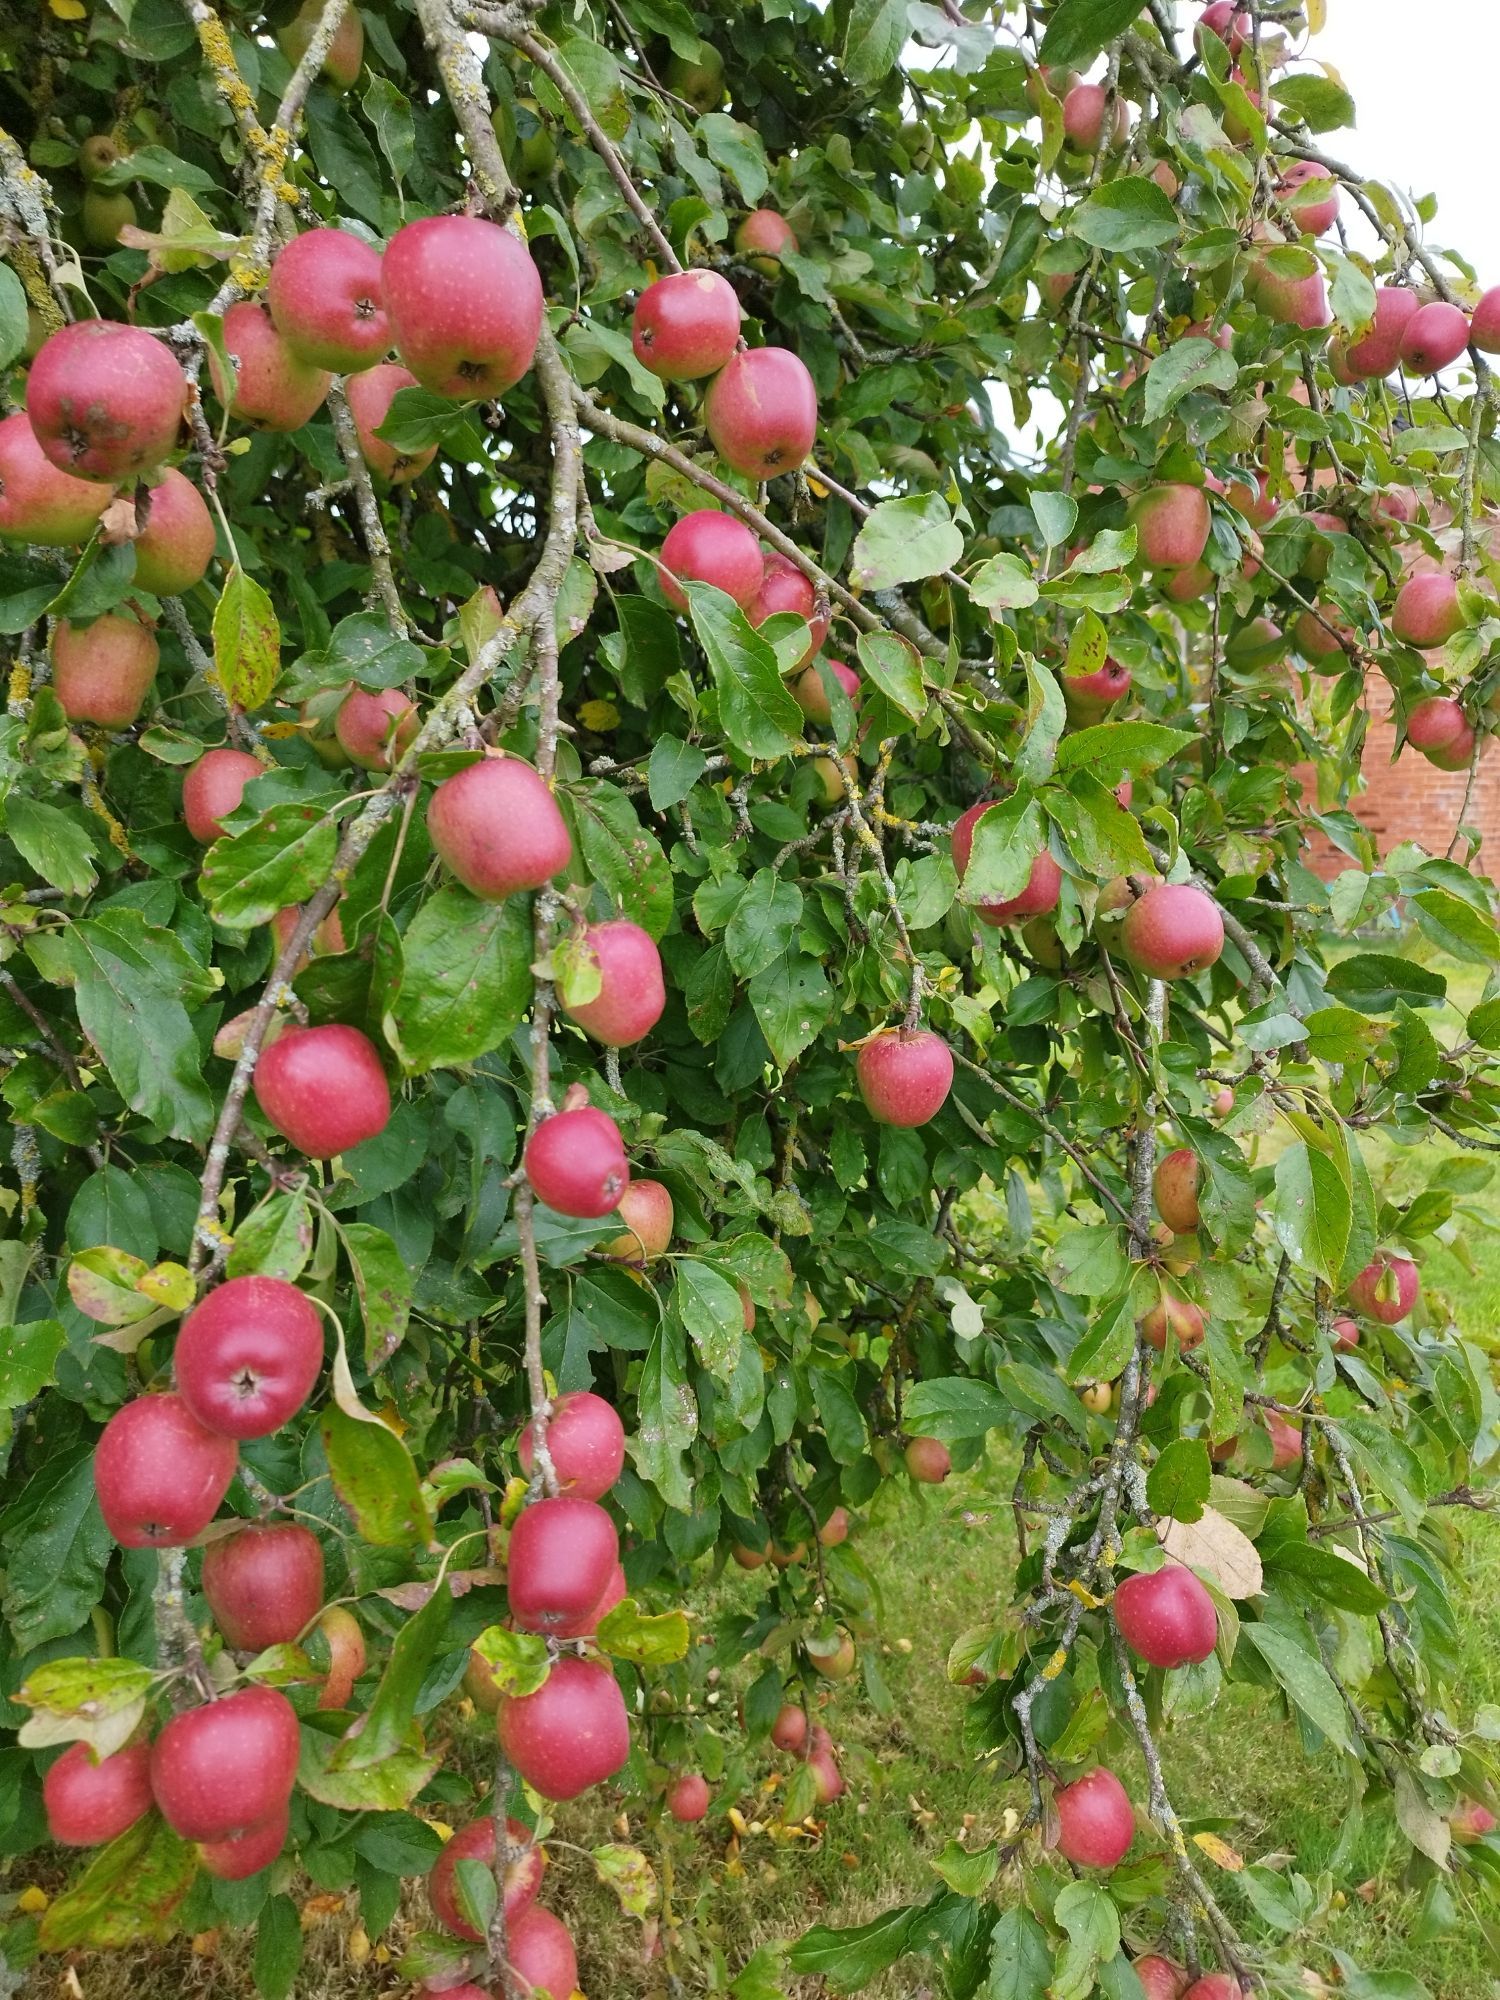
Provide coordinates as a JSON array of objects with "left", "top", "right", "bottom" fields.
[
  {"left": 1119, "top": 883, "right": 1225, "bottom": 980},
  {"left": 600, "top": 1179, "right": 674, "bottom": 1265},
  {"left": 497, "top": 1654, "right": 631, "bottom": 1801},
  {"left": 427, "top": 755, "right": 573, "bottom": 900},
  {"left": 201, "top": 1521, "right": 325, "bottom": 1652},
  {"left": 252, "top": 1022, "right": 392, "bottom": 1158},
  {"left": 904, "top": 1435, "right": 951, "bottom": 1484},
  {"left": 523, "top": 1105, "right": 630, "bottom": 1219},
  {"left": 506, "top": 1904, "right": 579, "bottom": 2000},
  {"left": 856, "top": 1029, "right": 954, "bottom": 1128},
  {"left": 197, "top": 1806, "right": 290, "bottom": 1880},
  {"left": 1406, "top": 696, "right": 1475, "bottom": 771},
  {"left": 1400, "top": 300, "right": 1471, "bottom": 375},
  {"left": 94, "top": 1393, "right": 238, "bottom": 1548},
  {"left": 149, "top": 1685, "right": 300, "bottom": 1842},
  {"left": 658, "top": 508, "right": 765, "bottom": 611},
  {"left": 667, "top": 1773, "right": 712, "bottom": 1822},
  {"left": 209, "top": 302, "right": 332, "bottom": 432},
  {"left": 267, "top": 227, "right": 389, "bottom": 374},
  {"left": 1348, "top": 1251, "right": 1419, "bottom": 1324},
  {"left": 1128, "top": 485, "right": 1211, "bottom": 570},
  {"left": 132, "top": 468, "right": 217, "bottom": 595},
  {"left": 562, "top": 919, "right": 666, "bottom": 1047},
  {"left": 704, "top": 347, "right": 818, "bottom": 481},
  {"left": 26, "top": 319, "right": 187, "bottom": 481},
  {"left": 43, "top": 1741, "right": 154, "bottom": 1847},
  {"left": 1139, "top": 1293, "right": 1205, "bottom": 1353},
  {"left": 53, "top": 613, "right": 159, "bottom": 728},
  {"left": 1054, "top": 1765, "right": 1135, "bottom": 1867},
  {"left": 632, "top": 269, "right": 742, "bottom": 381},
  {"left": 346, "top": 363, "right": 435, "bottom": 484},
  {"left": 518, "top": 1389, "right": 627, "bottom": 1497},
  {"left": 1154, "top": 1148, "right": 1202, "bottom": 1233},
  {"left": 0, "top": 411, "right": 112, "bottom": 545},
  {"left": 506, "top": 1494, "right": 619, "bottom": 1633},
  {"left": 1392, "top": 573, "right": 1464, "bottom": 649},
  {"left": 427, "top": 1816, "right": 544, "bottom": 1940},
  {"left": 382, "top": 215, "right": 544, "bottom": 399},
  {"left": 1113, "top": 1566, "right": 1218, "bottom": 1669},
  {"left": 183, "top": 747, "right": 263, "bottom": 844}
]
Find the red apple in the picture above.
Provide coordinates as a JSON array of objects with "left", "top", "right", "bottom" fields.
[
  {"left": 1133, "top": 1957, "right": 1189, "bottom": 2000},
  {"left": 149, "top": 1685, "right": 299, "bottom": 1842},
  {"left": 658, "top": 508, "right": 764, "bottom": 611},
  {"left": 548, "top": 1558, "right": 626, "bottom": 1641},
  {"left": 334, "top": 686, "right": 418, "bottom": 771},
  {"left": 631, "top": 269, "right": 742, "bottom": 381},
  {"left": 518, "top": 1390, "right": 627, "bottom": 1498},
  {"left": 1247, "top": 252, "right": 1330, "bottom": 331},
  {"left": 507, "top": 1496, "right": 619, "bottom": 1634},
  {"left": 182, "top": 747, "right": 262, "bottom": 844},
  {"left": 599, "top": 1179, "right": 674, "bottom": 1264},
  {"left": 267, "top": 227, "right": 388, "bottom": 374},
  {"left": 1113, "top": 1566, "right": 1218, "bottom": 1668},
  {"left": 1391, "top": 573, "right": 1464, "bottom": 649},
  {"left": 1406, "top": 696, "right": 1475, "bottom": 772},
  {"left": 252, "top": 1022, "right": 391, "bottom": 1157},
  {"left": 1162, "top": 560, "right": 1214, "bottom": 604},
  {"left": 497, "top": 1655, "right": 630, "bottom": 1800},
  {"left": 1054, "top": 1767, "right": 1134, "bottom": 1867},
  {"left": 1400, "top": 300, "right": 1471, "bottom": 374},
  {"left": 952, "top": 800, "right": 1064, "bottom": 925},
  {"left": 428, "top": 1817, "right": 544, "bottom": 1940},
  {"left": 0, "top": 411, "right": 112, "bottom": 545},
  {"left": 749, "top": 551, "right": 829, "bottom": 665},
  {"left": 1471, "top": 287, "right": 1500, "bottom": 354},
  {"left": 53, "top": 612, "right": 158, "bottom": 727},
  {"left": 1181, "top": 1979, "right": 1247, "bottom": 2000},
  {"left": 1140, "top": 1294, "right": 1205, "bottom": 1353},
  {"left": 1154, "top": 1148, "right": 1202, "bottom": 1233},
  {"left": 812, "top": 1630, "right": 857, "bottom": 1680},
  {"left": 427, "top": 753, "right": 573, "bottom": 899},
  {"left": 43, "top": 1740, "right": 153, "bottom": 1847},
  {"left": 270, "top": 902, "right": 347, "bottom": 968},
  {"left": 131, "top": 469, "right": 217, "bottom": 596},
  {"left": 1129, "top": 485, "right": 1211, "bottom": 571},
  {"left": 704, "top": 347, "right": 818, "bottom": 480},
  {"left": 201, "top": 1522, "right": 324, "bottom": 1652},
  {"left": 506, "top": 1904, "right": 578, "bottom": 2000},
  {"left": 1196, "top": 3, "right": 1250, "bottom": 53},
  {"left": 26, "top": 319, "right": 186, "bottom": 481},
  {"left": 1266, "top": 1412, "right": 1302, "bottom": 1469},
  {"left": 793, "top": 657, "right": 859, "bottom": 723},
  {"left": 1332, "top": 1316, "right": 1360, "bottom": 1352},
  {"left": 1452, "top": 1798, "right": 1498, "bottom": 1844},
  {"left": 904, "top": 1435, "right": 952, "bottom": 1484},
  {"left": 1211, "top": 1085, "right": 1235, "bottom": 1118},
  {"left": 198, "top": 1806, "right": 289, "bottom": 1880},
  {"left": 208, "top": 302, "right": 331, "bottom": 431},
  {"left": 1276, "top": 160, "right": 1339, "bottom": 236},
  {"left": 1119, "top": 883, "right": 1225, "bottom": 979},
  {"left": 732, "top": 1541, "right": 770, "bottom": 1570},
  {"left": 856, "top": 1028, "right": 954, "bottom": 1127},
  {"left": 278, "top": 0, "right": 363, "bottom": 83},
  {"left": 771, "top": 1703, "right": 808, "bottom": 1753},
  {"left": 524, "top": 1105, "right": 629, "bottom": 1218},
  {"left": 808, "top": 1747, "right": 844, "bottom": 1802},
  {"left": 1062, "top": 656, "right": 1131, "bottom": 711},
  {"left": 314, "top": 1605, "right": 366, "bottom": 1710},
  {"left": 1348, "top": 1251, "right": 1419, "bottom": 1325},
  {"left": 1062, "top": 82, "right": 1128, "bottom": 151},
  {"left": 176, "top": 1273, "right": 324, "bottom": 1440},
  {"left": 735, "top": 210, "right": 797, "bottom": 261},
  {"left": 819, "top": 1507, "right": 850, "bottom": 1548},
  {"left": 1294, "top": 604, "right": 1354, "bottom": 664},
  {"left": 1341, "top": 285, "right": 1419, "bottom": 379},
  {"left": 345, "top": 362, "right": 435, "bottom": 484},
  {"left": 667, "top": 1773, "right": 711, "bottom": 1822},
  {"left": 561, "top": 918, "right": 666, "bottom": 1047},
  {"left": 382, "top": 215, "right": 543, "bottom": 399},
  {"left": 94, "top": 1393, "right": 237, "bottom": 1547}
]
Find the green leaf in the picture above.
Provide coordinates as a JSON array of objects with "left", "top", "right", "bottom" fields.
[
  {"left": 1325, "top": 953, "right": 1446, "bottom": 1014},
  {"left": 212, "top": 565, "right": 280, "bottom": 714},
  {"left": 298, "top": 1730, "right": 441, "bottom": 1810},
  {"left": 321, "top": 1401, "right": 435, "bottom": 1548},
  {"left": 6, "top": 796, "right": 97, "bottom": 896},
  {"left": 1274, "top": 73, "right": 1356, "bottom": 132},
  {"left": 813, "top": 1365, "right": 868, "bottom": 1463},
  {"left": 384, "top": 885, "right": 531, "bottom": 1074},
  {"left": 647, "top": 736, "right": 708, "bottom": 811},
  {"left": 1072, "top": 177, "right": 1181, "bottom": 252},
  {"left": 201, "top": 800, "right": 341, "bottom": 930},
  {"left": 929, "top": 1837, "right": 997, "bottom": 1897},
  {"left": 970, "top": 551, "right": 1040, "bottom": 612},
  {"left": 855, "top": 630, "right": 927, "bottom": 720},
  {"left": 0, "top": 1318, "right": 66, "bottom": 1408},
  {"left": 1049, "top": 1222, "right": 1129, "bottom": 1298},
  {"left": 595, "top": 1596, "right": 692, "bottom": 1664},
  {"left": 1039, "top": 0, "right": 1150, "bottom": 67},
  {"left": 472, "top": 1623, "right": 551, "bottom": 1696},
  {"left": 0, "top": 1449, "right": 111, "bottom": 1648},
  {"left": 1055, "top": 721, "right": 1196, "bottom": 781},
  {"left": 675, "top": 1259, "right": 747, "bottom": 1377},
  {"left": 39, "top": 1813, "right": 197, "bottom": 1950},
  {"left": 1144, "top": 337, "right": 1239, "bottom": 421},
  {"left": 901, "top": 1376, "right": 1011, "bottom": 1442},
  {"left": 1147, "top": 1439, "right": 1212, "bottom": 1523},
  {"left": 0, "top": 261, "right": 28, "bottom": 370},
  {"left": 1241, "top": 1623, "right": 1354, "bottom": 1753},
  {"left": 631, "top": 1317, "right": 697, "bottom": 1511},
  {"left": 725, "top": 869, "right": 804, "bottom": 978},
  {"left": 790, "top": 1903, "right": 921, "bottom": 1986},
  {"left": 687, "top": 587, "right": 803, "bottom": 760},
  {"left": 1030, "top": 490, "right": 1078, "bottom": 548},
  {"left": 1067, "top": 1292, "right": 1135, "bottom": 1385},
  {"left": 362, "top": 76, "right": 415, "bottom": 184},
  {"left": 1273, "top": 1141, "right": 1352, "bottom": 1284},
  {"left": 838, "top": 0, "right": 911, "bottom": 85},
  {"left": 987, "top": 1907, "right": 1054, "bottom": 2000},
  {"left": 959, "top": 795, "right": 1044, "bottom": 905},
  {"left": 849, "top": 495, "right": 963, "bottom": 591},
  {"left": 227, "top": 1190, "right": 315, "bottom": 1282},
  {"left": 698, "top": 112, "right": 770, "bottom": 204},
  {"left": 343, "top": 1221, "right": 412, "bottom": 1368},
  {"left": 332, "top": 1565, "right": 450, "bottom": 1770},
  {"left": 253, "top": 1893, "right": 304, "bottom": 2000},
  {"left": 1411, "top": 888, "right": 1499, "bottom": 966},
  {"left": 1053, "top": 1880, "right": 1121, "bottom": 2000},
  {"left": 749, "top": 952, "right": 834, "bottom": 1068}
]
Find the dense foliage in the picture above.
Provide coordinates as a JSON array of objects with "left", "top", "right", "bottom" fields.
[{"left": 2, "top": 0, "right": 1500, "bottom": 1995}]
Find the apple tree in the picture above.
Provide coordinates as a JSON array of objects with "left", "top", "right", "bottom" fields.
[{"left": 2, "top": 0, "right": 1500, "bottom": 1995}]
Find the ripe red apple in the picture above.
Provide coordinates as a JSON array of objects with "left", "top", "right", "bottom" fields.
[
  {"left": 704, "top": 347, "right": 818, "bottom": 480},
  {"left": 345, "top": 362, "right": 435, "bottom": 484},
  {"left": 208, "top": 303, "right": 331, "bottom": 431},
  {"left": 1265, "top": 1412, "right": 1302, "bottom": 1470},
  {"left": 1340, "top": 285, "right": 1419, "bottom": 379},
  {"left": 1225, "top": 469, "right": 1275, "bottom": 526},
  {"left": 507, "top": 1495, "right": 619, "bottom": 1633},
  {"left": 1277, "top": 160, "right": 1339, "bottom": 236},
  {"left": 1129, "top": 485, "right": 1211, "bottom": 571},
  {"left": 382, "top": 215, "right": 543, "bottom": 399},
  {"left": 1406, "top": 697, "right": 1475, "bottom": 772},
  {"left": 270, "top": 902, "right": 347, "bottom": 969},
  {"left": 1140, "top": 1294, "right": 1205, "bottom": 1353},
  {"left": 1062, "top": 656, "right": 1130, "bottom": 711},
  {"left": 198, "top": 1806, "right": 289, "bottom": 1880},
  {"left": 631, "top": 269, "right": 741, "bottom": 382},
  {"left": 667, "top": 1773, "right": 711, "bottom": 1822},
  {"left": 1471, "top": 287, "right": 1500, "bottom": 355},
  {"left": 732, "top": 1540, "right": 770, "bottom": 1570},
  {"left": 735, "top": 210, "right": 797, "bottom": 261},
  {"left": 149, "top": 1685, "right": 299, "bottom": 1842},
  {"left": 1246, "top": 253, "right": 1330, "bottom": 331},
  {"left": 428, "top": 1817, "right": 544, "bottom": 1940},
  {"left": 856, "top": 1028, "right": 954, "bottom": 1127},
  {"left": 182, "top": 747, "right": 262, "bottom": 844},
  {"left": 793, "top": 657, "right": 859, "bottom": 724},
  {"left": 518, "top": 1390, "right": 627, "bottom": 1499},
  {"left": 904, "top": 1435, "right": 952, "bottom": 1484},
  {"left": 1392, "top": 572, "right": 1464, "bottom": 649},
  {"left": 1400, "top": 300, "right": 1471, "bottom": 374},
  {"left": 507, "top": 1904, "right": 578, "bottom": 2000},
  {"left": 658, "top": 508, "right": 764, "bottom": 611},
  {"left": 524, "top": 1105, "right": 630, "bottom": 1218},
  {"left": 315, "top": 1605, "right": 366, "bottom": 1709},
  {"left": 427, "top": 753, "right": 573, "bottom": 898},
  {"left": 600, "top": 1178, "right": 674, "bottom": 1264},
  {"left": 53, "top": 612, "right": 158, "bottom": 727},
  {"left": 201, "top": 1522, "right": 324, "bottom": 1652},
  {"left": 1348, "top": 1251, "right": 1419, "bottom": 1325},
  {"left": 278, "top": 0, "right": 363, "bottom": 83},
  {"left": 130, "top": 469, "right": 217, "bottom": 596},
  {"left": 1054, "top": 1767, "right": 1134, "bottom": 1867},
  {"left": 497, "top": 1654, "right": 630, "bottom": 1800},
  {"left": 749, "top": 551, "right": 829, "bottom": 664},
  {"left": 0, "top": 411, "right": 112, "bottom": 545},
  {"left": 771, "top": 1703, "right": 808, "bottom": 1753},
  {"left": 1154, "top": 1148, "right": 1202, "bottom": 1233},
  {"left": 252, "top": 1022, "right": 392, "bottom": 1157},
  {"left": 1181, "top": 1979, "right": 1246, "bottom": 2000},
  {"left": 812, "top": 1630, "right": 857, "bottom": 1680},
  {"left": 1119, "top": 883, "right": 1225, "bottom": 980},
  {"left": 1451, "top": 1798, "right": 1498, "bottom": 1844},
  {"left": 334, "top": 686, "right": 418, "bottom": 771},
  {"left": 26, "top": 319, "right": 186, "bottom": 480},
  {"left": 561, "top": 918, "right": 666, "bottom": 1047},
  {"left": 43, "top": 1740, "right": 153, "bottom": 1847},
  {"left": 548, "top": 1558, "right": 626, "bottom": 1640},
  {"left": 1062, "top": 82, "right": 1127, "bottom": 152},
  {"left": 1133, "top": 1957, "right": 1189, "bottom": 2000},
  {"left": 1332, "top": 1316, "right": 1360, "bottom": 1352},
  {"left": 808, "top": 1748, "right": 844, "bottom": 1803},
  {"left": 1196, "top": 2, "right": 1250, "bottom": 52},
  {"left": 267, "top": 227, "right": 388, "bottom": 374},
  {"left": 819, "top": 1506, "right": 850, "bottom": 1548},
  {"left": 1113, "top": 1566, "right": 1218, "bottom": 1668},
  {"left": 94, "top": 1393, "right": 238, "bottom": 1547},
  {"left": 1372, "top": 485, "right": 1420, "bottom": 528},
  {"left": 176, "top": 1272, "right": 325, "bottom": 1439},
  {"left": 951, "top": 800, "right": 1064, "bottom": 925},
  {"left": 1211, "top": 1085, "right": 1235, "bottom": 1118}
]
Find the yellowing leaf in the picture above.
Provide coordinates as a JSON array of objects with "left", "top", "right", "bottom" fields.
[
  {"left": 1159, "top": 1506, "right": 1264, "bottom": 1600},
  {"left": 1193, "top": 1831, "right": 1245, "bottom": 1870}
]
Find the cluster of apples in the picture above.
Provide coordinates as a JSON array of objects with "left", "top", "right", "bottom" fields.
[{"left": 768, "top": 1701, "right": 844, "bottom": 1806}]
